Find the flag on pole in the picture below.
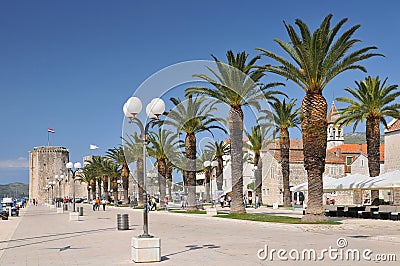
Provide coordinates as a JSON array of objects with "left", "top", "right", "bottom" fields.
[
  {"left": 90, "top": 144, "right": 99, "bottom": 150},
  {"left": 48, "top": 128, "right": 55, "bottom": 133}
]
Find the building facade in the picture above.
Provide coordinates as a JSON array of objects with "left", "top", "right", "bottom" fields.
[{"left": 29, "top": 146, "right": 69, "bottom": 204}]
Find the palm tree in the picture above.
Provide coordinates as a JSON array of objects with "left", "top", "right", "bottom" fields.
[
  {"left": 187, "top": 50, "right": 284, "bottom": 214},
  {"left": 198, "top": 149, "right": 215, "bottom": 202},
  {"left": 336, "top": 76, "right": 400, "bottom": 202},
  {"left": 263, "top": 99, "right": 300, "bottom": 206},
  {"left": 84, "top": 156, "right": 104, "bottom": 200},
  {"left": 123, "top": 134, "right": 145, "bottom": 207},
  {"left": 244, "top": 125, "right": 272, "bottom": 206},
  {"left": 147, "top": 128, "right": 178, "bottom": 208},
  {"left": 106, "top": 147, "right": 130, "bottom": 204},
  {"left": 102, "top": 160, "right": 122, "bottom": 206},
  {"left": 205, "top": 141, "right": 230, "bottom": 191},
  {"left": 257, "top": 14, "right": 382, "bottom": 221},
  {"left": 78, "top": 165, "right": 97, "bottom": 201},
  {"left": 162, "top": 95, "right": 226, "bottom": 210}
]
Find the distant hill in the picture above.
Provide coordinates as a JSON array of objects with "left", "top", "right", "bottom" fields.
[
  {"left": 344, "top": 132, "right": 384, "bottom": 144},
  {"left": 0, "top": 182, "right": 29, "bottom": 198}
]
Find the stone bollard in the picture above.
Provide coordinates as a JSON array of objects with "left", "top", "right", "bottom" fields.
[
  {"left": 69, "top": 211, "right": 81, "bottom": 221},
  {"left": 132, "top": 237, "right": 161, "bottom": 263},
  {"left": 206, "top": 207, "right": 217, "bottom": 216}
]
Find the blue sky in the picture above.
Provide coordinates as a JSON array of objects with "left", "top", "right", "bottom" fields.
[{"left": 1, "top": 0, "right": 399, "bottom": 184}]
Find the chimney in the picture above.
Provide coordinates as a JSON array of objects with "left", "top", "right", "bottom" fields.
[
  {"left": 336, "top": 148, "right": 342, "bottom": 157},
  {"left": 359, "top": 144, "right": 362, "bottom": 152}
]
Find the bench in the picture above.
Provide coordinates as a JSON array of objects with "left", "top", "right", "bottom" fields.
[
  {"left": 360, "top": 206, "right": 379, "bottom": 219},
  {"left": 372, "top": 205, "right": 397, "bottom": 220}
]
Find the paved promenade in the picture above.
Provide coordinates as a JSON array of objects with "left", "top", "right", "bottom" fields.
[{"left": 1, "top": 204, "right": 400, "bottom": 265}]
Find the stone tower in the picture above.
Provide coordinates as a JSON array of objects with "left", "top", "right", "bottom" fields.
[
  {"left": 327, "top": 101, "right": 344, "bottom": 149},
  {"left": 29, "top": 146, "right": 69, "bottom": 204}
]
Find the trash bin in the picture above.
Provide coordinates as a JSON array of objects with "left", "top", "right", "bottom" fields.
[
  {"left": 117, "top": 214, "right": 129, "bottom": 230},
  {"left": 79, "top": 206, "right": 83, "bottom": 216},
  {"left": 1, "top": 211, "right": 8, "bottom": 220}
]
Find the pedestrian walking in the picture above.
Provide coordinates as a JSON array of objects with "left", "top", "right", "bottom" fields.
[
  {"left": 151, "top": 197, "right": 157, "bottom": 211},
  {"left": 101, "top": 198, "right": 106, "bottom": 211},
  {"left": 92, "top": 199, "right": 96, "bottom": 211},
  {"left": 164, "top": 196, "right": 168, "bottom": 211},
  {"left": 96, "top": 197, "right": 100, "bottom": 211},
  {"left": 255, "top": 195, "right": 260, "bottom": 209}
]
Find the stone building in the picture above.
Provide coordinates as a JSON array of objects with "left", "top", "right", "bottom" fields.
[
  {"left": 29, "top": 146, "right": 87, "bottom": 204},
  {"left": 260, "top": 140, "right": 345, "bottom": 205},
  {"left": 384, "top": 119, "right": 400, "bottom": 173},
  {"left": 29, "top": 146, "right": 69, "bottom": 204}
]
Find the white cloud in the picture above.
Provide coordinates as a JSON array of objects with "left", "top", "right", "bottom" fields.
[{"left": 0, "top": 157, "right": 29, "bottom": 168}]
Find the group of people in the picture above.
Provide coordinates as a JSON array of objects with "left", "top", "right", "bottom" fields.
[
  {"left": 92, "top": 197, "right": 107, "bottom": 211},
  {"left": 146, "top": 196, "right": 169, "bottom": 212},
  {"left": 218, "top": 195, "right": 232, "bottom": 208},
  {"left": 243, "top": 194, "right": 260, "bottom": 208}
]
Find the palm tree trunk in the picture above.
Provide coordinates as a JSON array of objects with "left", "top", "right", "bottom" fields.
[
  {"left": 157, "top": 158, "right": 167, "bottom": 208},
  {"left": 281, "top": 127, "right": 291, "bottom": 206},
  {"left": 186, "top": 133, "right": 197, "bottom": 211},
  {"left": 166, "top": 161, "right": 173, "bottom": 201},
  {"left": 122, "top": 164, "right": 129, "bottom": 204},
  {"left": 90, "top": 179, "right": 96, "bottom": 200},
  {"left": 103, "top": 176, "right": 109, "bottom": 201},
  {"left": 112, "top": 177, "right": 118, "bottom": 206},
  {"left": 367, "top": 116, "right": 381, "bottom": 204},
  {"left": 229, "top": 107, "right": 246, "bottom": 214},
  {"left": 137, "top": 158, "right": 144, "bottom": 207},
  {"left": 254, "top": 153, "right": 263, "bottom": 205},
  {"left": 301, "top": 92, "right": 328, "bottom": 222},
  {"left": 216, "top": 156, "right": 223, "bottom": 190},
  {"left": 204, "top": 169, "right": 211, "bottom": 202}
]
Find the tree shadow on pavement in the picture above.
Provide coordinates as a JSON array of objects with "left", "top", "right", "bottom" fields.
[{"left": 163, "top": 244, "right": 220, "bottom": 259}]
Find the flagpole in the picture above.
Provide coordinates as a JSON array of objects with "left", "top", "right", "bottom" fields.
[{"left": 47, "top": 131, "right": 50, "bottom": 146}]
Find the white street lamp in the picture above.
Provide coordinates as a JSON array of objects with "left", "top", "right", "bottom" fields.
[
  {"left": 66, "top": 161, "right": 82, "bottom": 212},
  {"left": 124, "top": 96, "right": 165, "bottom": 239}
]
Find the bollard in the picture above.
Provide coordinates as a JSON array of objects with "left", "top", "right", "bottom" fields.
[
  {"left": 63, "top": 204, "right": 68, "bottom": 211},
  {"left": 117, "top": 214, "right": 129, "bottom": 230},
  {"left": 79, "top": 206, "right": 83, "bottom": 216}
]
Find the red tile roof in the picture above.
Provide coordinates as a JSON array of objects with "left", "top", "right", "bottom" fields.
[
  {"left": 328, "top": 144, "right": 384, "bottom": 161},
  {"left": 387, "top": 119, "right": 400, "bottom": 133}
]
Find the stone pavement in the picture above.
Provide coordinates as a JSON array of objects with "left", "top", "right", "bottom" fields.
[{"left": 1, "top": 204, "right": 400, "bottom": 265}]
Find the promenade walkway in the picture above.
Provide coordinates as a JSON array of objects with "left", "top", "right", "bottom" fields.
[{"left": 1, "top": 204, "right": 400, "bottom": 265}]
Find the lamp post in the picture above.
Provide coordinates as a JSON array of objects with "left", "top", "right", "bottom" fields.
[
  {"left": 45, "top": 185, "right": 50, "bottom": 205},
  {"left": 124, "top": 96, "right": 165, "bottom": 238},
  {"left": 251, "top": 165, "right": 258, "bottom": 208},
  {"left": 66, "top": 161, "right": 82, "bottom": 212},
  {"left": 203, "top": 160, "right": 219, "bottom": 206},
  {"left": 48, "top": 181, "right": 56, "bottom": 205},
  {"left": 117, "top": 179, "right": 123, "bottom": 206},
  {"left": 55, "top": 175, "right": 65, "bottom": 207}
]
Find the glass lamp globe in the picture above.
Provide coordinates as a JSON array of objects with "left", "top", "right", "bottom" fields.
[
  {"left": 66, "top": 162, "right": 73, "bottom": 169},
  {"left": 126, "top": 97, "right": 143, "bottom": 116},
  {"left": 55, "top": 175, "right": 59, "bottom": 180},
  {"left": 74, "top": 162, "right": 82, "bottom": 169},
  {"left": 211, "top": 161, "right": 219, "bottom": 167},
  {"left": 149, "top": 98, "right": 165, "bottom": 116},
  {"left": 123, "top": 102, "right": 134, "bottom": 119},
  {"left": 146, "top": 103, "right": 157, "bottom": 119},
  {"left": 203, "top": 161, "right": 211, "bottom": 167}
]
